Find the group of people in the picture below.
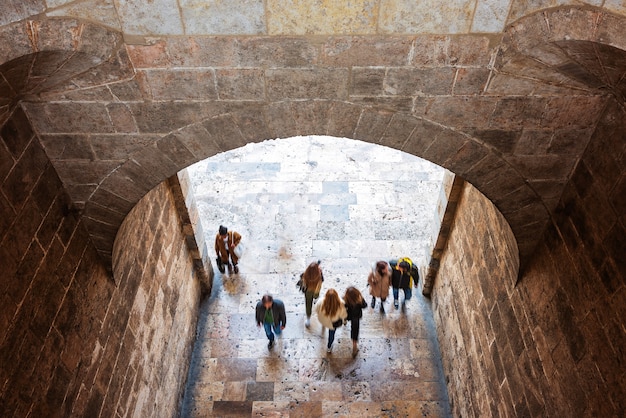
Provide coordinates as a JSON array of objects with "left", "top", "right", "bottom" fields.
[
  {"left": 214, "top": 225, "right": 419, "bottom": 355},
  {"left": 370, "top": 258, "right": 419, "bottom": 311},
  {"left": 255, "top": 258, "right": 419, "bottom": 356}
]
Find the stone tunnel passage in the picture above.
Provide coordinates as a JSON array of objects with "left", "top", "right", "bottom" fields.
[{"left": 179, "top": 136, "right": 453, "bottom": 416}]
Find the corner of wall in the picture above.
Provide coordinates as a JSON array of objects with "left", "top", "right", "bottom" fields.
[
  {"left": 168, "top": 170, "right": 214, "bottom": 296},
  {"left": 423, "top": 174, "right": 465, "bottom": 296}
]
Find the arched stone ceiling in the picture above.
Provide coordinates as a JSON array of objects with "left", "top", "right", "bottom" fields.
[
  {"left": 0, "top": 18, "right": 132, "bottom": 124},
  {"left": 2, "top": 5, "right": 626, "bottom": 274}
]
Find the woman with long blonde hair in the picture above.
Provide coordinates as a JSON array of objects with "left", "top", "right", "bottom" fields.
[{"left": 315, "top": 288, "right": 348, "bottom": 353}]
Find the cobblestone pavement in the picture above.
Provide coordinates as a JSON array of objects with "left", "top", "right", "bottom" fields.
[{"left": 180, "top": 136, "right": 452, "bottom": 417}]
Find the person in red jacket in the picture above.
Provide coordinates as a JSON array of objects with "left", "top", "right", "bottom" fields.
[{"left": 214, "top": 225, "right": 242, "bottom": 274}]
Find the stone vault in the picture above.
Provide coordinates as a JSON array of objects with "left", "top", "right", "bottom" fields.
[{"left": 1, "top": 3, "right": 625, "bottom": 275}]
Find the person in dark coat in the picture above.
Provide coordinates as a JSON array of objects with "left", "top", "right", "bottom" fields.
[
  {"left": 344, "top": 286, "right": 368, "bottom": 357},
  {"left": 391, "top": 259, "right": 416, "bottom": 309},
  {"left": 255, "top": 294, "right": 287, "bottom": 349}
]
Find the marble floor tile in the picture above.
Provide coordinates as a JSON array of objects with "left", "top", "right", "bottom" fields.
[
  {"left": 308, "top": 381, "right": 343, "bottom": 402},
  {"left": 273, "top": 381, "right": 311, "bottom": 402},
  {"left": 212, "top": 401, "right": 253, "bottom": 417},
  {"left": 370, "top": 380, "right": 449, "bottom": 402},
  {"left": 186, "top": 381, "right": 224, "bottom": 402},
  {"left": 222, "top": 382, "right": 247, "bottom": 401},
  {"left": 341, "top": 381, "right": 372, "bottom": 401},
  {"left": 246, "top": 382, "right": 274, "bottom": 401},
  {"left": 256, "top": 356, "right": 302, "bottom": 382},
  {"left": 250, "top": 401, "right": 292, "bottom": 417}
]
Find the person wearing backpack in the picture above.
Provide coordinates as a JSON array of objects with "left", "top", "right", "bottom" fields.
[{"left": 390, "top": 258, "right": 418, "bottom": 309}]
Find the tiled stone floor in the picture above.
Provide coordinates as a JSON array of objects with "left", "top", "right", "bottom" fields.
[{"left": 180, "top": 136, "right": 452, "bottom": 417}]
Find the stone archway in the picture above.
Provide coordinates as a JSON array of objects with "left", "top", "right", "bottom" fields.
[
  {"left": 3, "top": 7, "right": 624, "bottom": 276},
  {"left": 2, "top": 4, "right": 626, "bottom": 417},
  {"left": 103, "top": 103, "right": 529, "bottom": 275},
  {"left": 0, "top": 18, "right": 133, "bottom": 124}
]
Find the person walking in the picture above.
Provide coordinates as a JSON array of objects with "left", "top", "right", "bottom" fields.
[
  {"left": 255, "top": 294, "right": 286, "bottom": 350},
  {"left": 368, "top": 260, "right": 391, "bottom": 313},
  {"left": 391, "top": 258, "right": 417, "bottom": 309},
  {"left": 215, "top": 225, "right": 242, "bottom": 273},
  {"left": 344, "top": 286, "right": 368, "bottom": 357},
  {"left": 315, "top": 288, "right": 348, "bottom": 353},
  {"left": 301, "top": 260, "right": 324, "bottom": 328}
]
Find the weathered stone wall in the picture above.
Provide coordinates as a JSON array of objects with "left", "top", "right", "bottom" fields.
[
  {"left": 431, "top": 98, "right": 625, "bottom": 416},
  {"left": 0, "top": 106, "right": 202, "bottom": 416},
  {"left": 168, "top": 170, "right": 213, "bottom": 296},
  {"left": 110, "top": 180, "right": 202, "bottom": 417},
  {"left": 431, "top": 183, "right": 518, "bottom": 417},
  {"left": 0, "top": 105, "right": 100, "bottom": 416}
]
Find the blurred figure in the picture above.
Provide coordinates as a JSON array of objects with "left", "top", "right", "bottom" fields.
[
  {"left": 391, "top": 258, "right": 418, "bottom": 309},
  {"left": 255, "top": 294, "right": 286, "bottom": 350},
  {"left": 344, "top": 286, "right": 368, "bottom": 357},
  {"left": 368, "top": 260, "right": 391, "bottom": 313},
  {"left": 301, "top": 260, "right": 324, "bottom": 328},
  {"left": 215, "top": 225, "right": 242, "bottom": 273}
]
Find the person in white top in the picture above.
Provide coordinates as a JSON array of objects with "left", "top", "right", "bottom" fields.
[{"left": 315, "top": 288, "right": 348, "bottom": 353}]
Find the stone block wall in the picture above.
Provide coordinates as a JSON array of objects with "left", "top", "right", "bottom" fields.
[
  {"left": 0, "top": 106, "right": 202, "bottom": 416},
  {"left": 431, "top": 98, "right": 625, "bottom": 416},
  {"left": 0, "top": 105, "right": 98, "bottom": 416},
  {"left": 168, "top": 169, "right": 213, "bottom": 296},
  {"left": 111, "top": 179, "right": 201, "bottom": 417},
  {"left": 431, "top": 183, "right": 519, "bottom": 417},
  {"left": 423, "top": 174, "right": 464, "bottom": 296}
]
